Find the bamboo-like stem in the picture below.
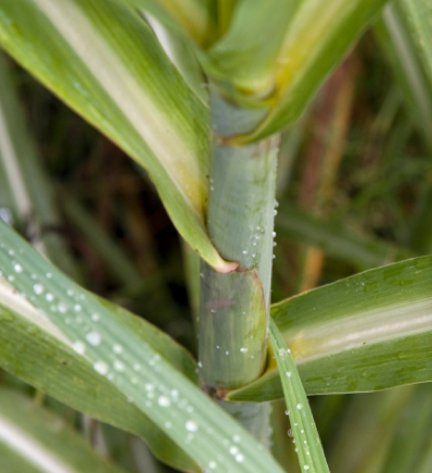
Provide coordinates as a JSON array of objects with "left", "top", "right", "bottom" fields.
[{"left": 198, "top": 93, "right": 278, "bottom": 441}]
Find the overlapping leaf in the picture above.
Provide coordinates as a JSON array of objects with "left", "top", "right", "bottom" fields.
[
  {"left": 124, "top": 0, "right": 213, "bottom": 45},
  {"left": 204, "top": 0, "right": 387, "bottom": 140},
  {"left": 376, "top": 2, "right": 432, "bottom": 151},
  {"left": 0, "top": 222, "right": 284, "bottom": 473},
  {"left": 270, "top": 320, "right": 330, "bottom": 473},
  {"left": 0, "top": 0, "right": 234, "bottom": 272},
  {"left": 0, "top": 53, "right": 79, "bottom": 279},
  {"left": 229, "top": 257, "right": 432, "bottom": 401},
  {"left": 0, "top": 388, "right": 126, "bottom": 473}
]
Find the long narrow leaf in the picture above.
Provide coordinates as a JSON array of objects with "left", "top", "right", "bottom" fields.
[
  {"left": 276, "top": 204, "right": 412, "bottom": 270},
  {"left": 229, "top": 256, "right": 432, "bottom": 401},
  {"left": 205, "top": 0, "right": 301, "bottom": 96},
  {"left": 124, "top": 0, "right": 213, "bottom": 45},
  {"left": 204, "top": 0, "right": 386, "bottom": 141},
  {"left": 251, "top": 0, "right": 387, "bottom": 140},
  {"left": 0, "top": 259, "right": 197, "bottom": 470},
  {"left": 0, "top": 53, "right": 79, "bottom": 279},
  {"left": 0, "top": 388, "right": 126, "bottom": 473},
  {"left": 0, "top": 222, "right": 283, "bottom": 473},
  {"left": 375, "top": 4, "right": 432, "bottom": 150},
  {"left": 0, "top": 0, "right": 234, "bottom": 272},
  {"left": 270, "top": 319, "right": 330, "bottom": 473}
]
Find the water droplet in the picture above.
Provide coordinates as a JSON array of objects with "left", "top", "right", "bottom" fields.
[
  {"left": 304, "top": 466, "right": 310, "bottom": 471},
  {"left": 296, "top": 403, "right": 303, "bottom": 410},
  {"left": 286, "top": 371, "right": 292, "bottom": 378},
  {"left": 57, "top": 302, "right": 68, "bottom": 313},
  {"left": 113, "top": 344, "right": 123, "bottom": 354},
  {"left": 185, "top": 420, "right": 198, "bottom": 432},
  {"left": 91, "top": 313, "right": 100, "bottom": 322},
  {"left": 13, "top": 263, "right": 22, "bottom": 273},
  {"left": 272, "top": 231, "right": 277, "bottom": 238},
  {"left": 86, "top": 331, "right": 102, "bottom": 346},
  {"left": 93, "top": 360, "right": 108, "bottom": 376},
  {"left": 0, "top": 207, "right": 13, "bottom": 225},
  {"left": 278, "top": 348, "right": 291, "bottom": 358},
  {"left": 208, "top": 460, "right": 217, "bottom": 470},
  {"left": 114, "top": 360, "right": 125, "bottom": 371},
  {"left": 235, "top": 453, "right": 244, "bottom": 463},
  {"left": 240, "top": 347, "right": 248, "bottom": 354},
  {"left": 33, "top": 283, "right": 44, "bottom": 295},
  {"left": 158, "top": 395, "right": 171, "bottom": 407},
  {"left": 242, "top": 250, "right": 248, "bottom": 255},
  {"left": 72, "top": 341, "right": 85, "bottom": 354},
  {"left": 45, "top": 293, "right": 54, "bottom": 302}
]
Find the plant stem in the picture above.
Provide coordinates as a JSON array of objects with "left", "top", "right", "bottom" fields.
[{"left": 198, "top": 93, "right": 278, "bottom": 441}]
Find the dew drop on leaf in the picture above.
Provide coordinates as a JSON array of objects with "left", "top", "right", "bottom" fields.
[
  {"left": 72, "top": 341, "right": 85, "bottom": 354},
  {"left": 93, "top": 360, "right": 108, "bottom": 376},
  {"left": 86, "top": 331, "right": 102, "bottom": 346},
  {"left": 185, "top": 420, "right": 198, "bottom": 432}
]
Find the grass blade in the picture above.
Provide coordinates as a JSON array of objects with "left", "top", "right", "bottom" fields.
[
  {"left": 0, "top": 222, "right": 284, "bottom": 473},
  {"left": 0, "top": 0, "right": 233, "bottom": 272},
  {"left": 125, "top": 0, "right": 213, "bottom": 45},
  {"left": 229, "top": 256, "right": 432, "bottom": 401},
  {"left": 250, "top": 0, "right": 387, "bottom": 140},
  {"left": 276, "top": 203, "right": 412, "bottom": 270},
  {"left": 0, "top": 388, "right": 126, "bottom": 473},
  {"left": 205, "top": 0, "right": 301, "bottom": 96},
  {"left": 376, "top": 5, "right": 432, "bottom": 151},
  {"left": 0, "top": 53, "right": 79, "bottom": 279},
  {"left": 203, "top": 0, "right": 386, "bottom": 141},
  {"left": 270, "top": 319, "right": 330, "bottom": 473}
]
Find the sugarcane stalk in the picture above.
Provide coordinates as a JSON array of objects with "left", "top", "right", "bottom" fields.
[{"left": 198, "top": 92, "right": 278, "bottom": 442}]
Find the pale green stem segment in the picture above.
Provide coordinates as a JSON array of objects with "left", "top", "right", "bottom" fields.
[{"left": 198, "top": 93, "right": 278, "bottom": 391}]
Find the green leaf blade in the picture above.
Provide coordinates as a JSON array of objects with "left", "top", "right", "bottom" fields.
[
  {"left": 229, "top": 257, "right": 432, "bottom": 401},
  {"left": 270, "top": 319, "right": 330, "bottom": 473},
  {"left": 0, "top": 0, "right": 233, "bottom": 271},
  {"left": 0, "top": 388, "right": 126, "bottom": 473},
  {"left": 252, "top": 0, "right": 387, "bottom": 139},
  {"left": 206, "top": 0, "right": 301, "bottom": 95},
  {"left": 204, "top": 0, "right": 386, "bottom": 141},
  {"left": 0, "top": 222, "right": 283, "bottom": 473}
]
